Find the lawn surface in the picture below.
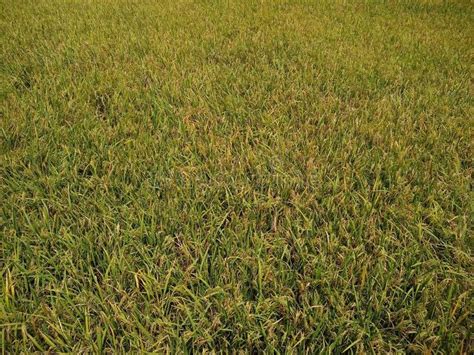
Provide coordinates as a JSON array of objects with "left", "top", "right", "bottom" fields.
[{"left": 1, "top": 0, "right": 473, "bottom": 352}]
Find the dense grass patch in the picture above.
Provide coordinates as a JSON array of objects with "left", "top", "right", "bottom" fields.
[{"left": 1, "top": 0, "right": 473, "bottom": 352}]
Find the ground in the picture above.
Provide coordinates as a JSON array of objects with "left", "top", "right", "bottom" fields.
[{"left": 1, "top": 0, "right": 473, "bottom": 352}]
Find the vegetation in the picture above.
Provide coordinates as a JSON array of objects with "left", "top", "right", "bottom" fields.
[{"left": 1, "top": 0, "right": 472, "bottom": 352}]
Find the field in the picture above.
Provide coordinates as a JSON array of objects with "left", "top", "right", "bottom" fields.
[{"left": 1, "top": 0, "right": 473, "bottom": 352}]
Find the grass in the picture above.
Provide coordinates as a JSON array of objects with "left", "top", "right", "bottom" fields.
[{"left": 1, "top": 0, "right": 473, "bottom": 352}]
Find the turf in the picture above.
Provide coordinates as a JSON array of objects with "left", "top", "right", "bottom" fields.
[{"left": 1, "top": 0, "right": 473, "bottom": 352}]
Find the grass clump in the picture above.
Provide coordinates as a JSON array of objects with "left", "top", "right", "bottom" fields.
[{"left": 1, "top": 0, "right": 473, "bottom": 352}]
